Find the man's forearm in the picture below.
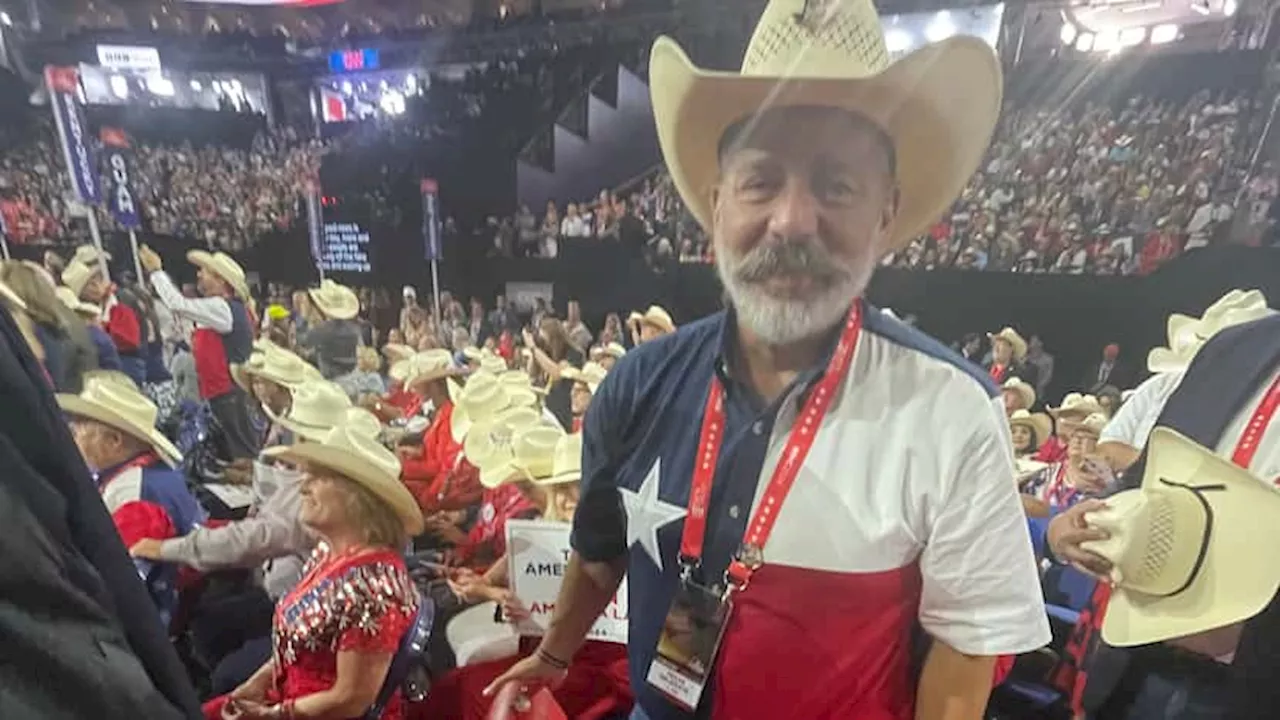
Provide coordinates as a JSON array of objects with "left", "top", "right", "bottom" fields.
[
  {"left": 538, "top": 551, "right": 626, "bottom": 661},
  {"left": 915, "top": 641, "right": 997, "bottom": 720}
]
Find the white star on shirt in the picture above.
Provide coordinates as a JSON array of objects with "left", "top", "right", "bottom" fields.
[{"left": 620, "top": 457, "right": 687, "bottom": 572}]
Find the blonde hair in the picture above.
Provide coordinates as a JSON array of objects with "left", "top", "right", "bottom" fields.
[
  {"left": 541, "top": 481, "right": 581, "bottom": 523},
  {"left": 335, "top": 475, "right": 407, "bottom": 549},
  {"left": 1, "top": 261, "right": 65, "bottom": 330},
  {"left": 357, "top": 345, "right": 380, "bottom": 373}
]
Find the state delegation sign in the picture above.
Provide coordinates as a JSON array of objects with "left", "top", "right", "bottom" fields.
[{"left": 506, "top": 519, "right": 628, "bottom": 645}]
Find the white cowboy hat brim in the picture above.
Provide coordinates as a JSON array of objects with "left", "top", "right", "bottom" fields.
[
  {"left": 534, "top": 469, "right": 582, "bottom": 487},
  {"left": 58, "top": 394, "right": 181, "bottom": 467},
  {"left": 1147, "top": 346, "right": 1197, "bottom": 375},
  {"left": 264, "top": 442, "right": 424, "bottom": 536},
  {"left": 650, "top": 33, "right": 1001, "bottom": 252},
  {"left": 308, "top": 285, "right": 360, "bottom": 320},
  {"left": 1086, "top": 428, "right": 1280, "bottom": 647},
  {"left": 0, "top": 279, "right": 27, "bottom": 311}
]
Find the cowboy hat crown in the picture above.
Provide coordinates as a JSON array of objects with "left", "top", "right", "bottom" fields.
[
  {"left": 57, "top": 377, "right": 182, "bottom": 466},
  {"left": 650, "top": 0, "right": 1001, "bottom": 250}
]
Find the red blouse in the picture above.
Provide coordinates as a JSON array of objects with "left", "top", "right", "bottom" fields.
[{"left": 273, "top": 544, "right": 420, "bottom": 719}]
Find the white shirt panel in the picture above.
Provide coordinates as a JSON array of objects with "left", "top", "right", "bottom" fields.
[
  {"left": 748, "top": 329, "right": 1051, "bottom": 656},
  {"left": 1215, "top": 368, "right": 1280, "bottom": 483},
  {"left": 1100, "top": 372, "right": 1185, "bottom": 450}
]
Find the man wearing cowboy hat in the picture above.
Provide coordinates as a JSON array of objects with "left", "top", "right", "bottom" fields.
[
  {"left": 63, "top": 258, "right": 149, "bottom": 386},
  {"left": 58, "top": 378, "right": 205, "bottom": 627},
  {"left": 628, "top": 305, "right": 676, "bottom": 346},
  {"left": 297, "top": 279, "right": 362, "bottom": 380},
  {"left": 984, "top": 326, "right": 1037, "bottom": 388},
  {"left": 488, "top": 2, "right": 1048, "bottom": 717},
  {"left": 138, "top": 244, "right": 258, "bottom": 460},
  {"left": 397, "top": 350, "right": 481, "bottom": 516}
]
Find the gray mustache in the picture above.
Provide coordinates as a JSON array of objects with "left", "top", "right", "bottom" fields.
[{"left": 734, "top": 241, "right": 845, "bottom": 283}]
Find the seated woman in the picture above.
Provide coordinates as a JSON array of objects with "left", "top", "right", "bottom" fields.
[
  {"left": 202, "top": 424, "right": 424, "bottom": 720},
  {"left": 1019, "top": 413, "right": 1111, "bottom": 517},
  {"left": 418, "top": 432, "right": 633, "bottom": 720}
]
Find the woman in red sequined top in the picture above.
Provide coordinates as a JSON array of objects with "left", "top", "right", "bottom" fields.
[{"left": 202, "top": 426, "right": 425, "bottom": 720}]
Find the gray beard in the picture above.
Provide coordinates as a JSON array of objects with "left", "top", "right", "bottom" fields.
[{"left": 715, "top": 251, "right": 873, "bottom": 346}]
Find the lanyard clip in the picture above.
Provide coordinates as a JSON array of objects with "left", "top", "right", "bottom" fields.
[
  {"left": 677, "top": 555, "right": 699, "bottom": 586},
  {"left": 723, "top": 543, "right": 764, "bottom": 596}
]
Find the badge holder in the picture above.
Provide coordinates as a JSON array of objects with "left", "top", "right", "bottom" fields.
[{"left": 646, "top": 546, "right": 763, "bottom": 711}]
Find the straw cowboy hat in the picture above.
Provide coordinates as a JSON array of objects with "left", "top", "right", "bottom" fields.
[
  {"left": 341, "top": 407, "right": 383, "bottom": 439},
  {"left": 987, "top": 327, "right": 1028, "bottom": 362},
  {"left": 1002, "top": 377, "right": 1036, "bottom": 410},
  {"left": 57, "top": 378, "right": 182, "bottom": 467},
  {"left": 462, "top": 407, "right": 545, "bottom": 488},
  {"left": 1008, "top": 409, "right": 1051, "bottom": 444},
  {"left": 628, "top": 305, "right": 675, "bottom": 334},
  {"left": 650, "top": 0, "right": 1000, "bottom": 250},
  {"left": 308, "top": 279, "right": 360, "bottom": 321},
  {"left": 241, "top": 347, "right": 316, "bottom": 388},
  {"left": 562, "top": 362, "right": 608, "bottom": 394},
  {"left": 266, "top": 380, "right": 354, "bottom": 442},
  {"left": 54, "top": 286, "right": 100, "bottom": 317},
  {"left": 0, "top": 277, "right": 27, "bottom": 311},
  {"left": 391, "top": 349, "right": 463, "bottom": 387},
  {"left": 1050, "top": 393, "right": 1103, "bottom": 419},
  {"left": 264, "top": 425, "right": 424, "bottom": 536},
  {"left": 491, "top": 424, "right": 565, "bottom": 488},
  {"left": 72, "top": 244, "right": 111, "bottom": 266},
  {"left": 479, "top": 353, "right": 508, "bottom": 375},
  {"left": 187, "top": 249, "right": 249, "bottom": 300},
  {"left": 382, "top": 343, "right": 415, "bottom": 364},
  {"left": 603, "top": 342, "right": 626, "bottom": 360},
  {"left": 61, "top": 261, "right": 100, "bottom": 299},
  {"left": 539, "top": 432, "right": 583, "bottom": 486},
  {"left": 1148, "top": 289, "right": 1273, "bottom": 374},
  {"left": 451, "top": 373, "right": 524, "bottom": 443},
  {"left": 1080, "top": 428, "right": 1280, "bottom": 647}
]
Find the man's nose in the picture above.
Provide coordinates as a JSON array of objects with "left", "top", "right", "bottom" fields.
[{"left": 767, "top": 178, "right": 820, "bottom": 241}]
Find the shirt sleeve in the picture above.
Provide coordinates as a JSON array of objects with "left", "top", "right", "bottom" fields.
[
  {"left": 149, "top": 270, "right": 233, "bottom": 333},
  {"left": 1100, "top": 372, "right": 1181, "bottom": 450},
  {"left": 112, "top": 500, "right": 177, "bottom": 549},
  {"left": 155, "top": 506, "right": 304, "bottom": 571},
  {"left": 336, "top": 564, "right": 418, "bottom": 655},
  {"left": 570, "top": 368, "right": 630, "bottom": 562},
  {"left": 918, "top": 395, "right": 1052, "bottom": 656}
]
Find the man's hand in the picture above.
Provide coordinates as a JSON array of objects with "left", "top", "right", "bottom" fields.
[
  {"left": 130, "top": 538, "right": 164, "bottom": 561},
  {"left": 1046, "top": 499, "right": 1113, "bottom": 578},
  {"left": 482, "top": 652, "right": 569, "bottom": 698},
  {"left": 138, "top": 245, "right": 163, "bottom": 273}
]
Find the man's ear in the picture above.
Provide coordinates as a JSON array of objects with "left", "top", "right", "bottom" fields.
[{"left": 876, "top": 184, "right": 902, "bottom": 253}]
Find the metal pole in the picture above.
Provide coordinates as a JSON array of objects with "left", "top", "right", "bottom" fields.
[
  {"left": 0, "top": 233, "right": 10, "bottom": 261},
  {"left": 430, "top": 259, "right": 442, "bottom": 328},
  {"left": 84, "top": 209, "right": 109, "bottom": 280},
  {"left": 127, "top": 229, "right": 143, "bottom": 281}
]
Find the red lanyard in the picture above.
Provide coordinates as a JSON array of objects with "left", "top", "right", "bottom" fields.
[
  {"left": 1234, "top": 371, "right": 1280, "bottom": 471},
  {"left": 679, "top": 302, "right": 864, "bottom": 593}
]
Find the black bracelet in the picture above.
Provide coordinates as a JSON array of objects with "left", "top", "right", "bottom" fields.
[{"left": 536, "top": 647, "right": 570, "bottom": 670}]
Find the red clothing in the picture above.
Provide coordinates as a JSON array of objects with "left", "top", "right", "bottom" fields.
[
  {"left": 988, "top": 364, "right": 1007, "bottom": 382},
  {"left": 205, "top": 545, "right": 419, "bottom": 720},
  {"left": 401, "top": 402, "right": 482, "bottom": 514},
  {"left": 192, "top": 327, "right": 234, "bottom": 399},
  {"left": 104, "top": 299, "right": 141, "bottom": 354},
  {"left": 453, "top": 485, "right": 538, "bottom": 570},
  {"left": 414, "top": 638, "right": 631, "bottom": 720},
  {"left": 384, "top": 385, "right": 424, "bottom": 419},
  {"left": 1034, "top": 435, "right": 1069, "bottom": 463}
]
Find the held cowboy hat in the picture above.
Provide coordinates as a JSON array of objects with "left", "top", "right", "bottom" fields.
[
  {"left": 562, "top": 362, "right": 609, "bottom": 394},
  {"left": 57, "top": 378, "right": 182, "bottom": 467},
  {"left": 462, "top": 407, "right": 546, "bottom": 488},
  {"left": 266, "top": 380, "right": 354, "bottom": 442},
  {"left": 1080, "top": 428, "right": 1280, "bottom": 647},
  {"left": 1001, "top": 377, "right": 1036, "bottom": 410},
  {"left": 650, "top": 0, "right": 1001, "bottom": 251},
  {"left": 187, "top": 250, "right": 249, "bottom": 300},
  {"left": 72, "top": 244, "right": 111, "bottom": 266},
  {"left": 538, "top": 432, "right": 584, "bottom": 486},
  {"left": 627, "top": 305, "right": 676, "bottom": 334},
  {"left": 264, "top": 424, "right": 424, "bottom": 536},
  {"left": 1008, "top": 409, "right": 1051, "bottom": 445},
  {"left": 308, "top": 279, "right": 360, "bottom": 321},
  {"left": 987, "top": 327, "right": 1028, "bottom": 362}
]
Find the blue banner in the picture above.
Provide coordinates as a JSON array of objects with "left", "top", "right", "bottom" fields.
[
  {"left": 100, "top": 127, "right": 141, "bottom": 229},
  {"left": 421, "top": 178, "right": 441, "bottom": 262},
  {"left": 45, "top": 66, "right": 101, "bottom": 204}
]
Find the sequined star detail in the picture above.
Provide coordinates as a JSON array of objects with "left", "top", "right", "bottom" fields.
[{"left": 620, "top": 457, "right": 686, "bottom": 572}]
